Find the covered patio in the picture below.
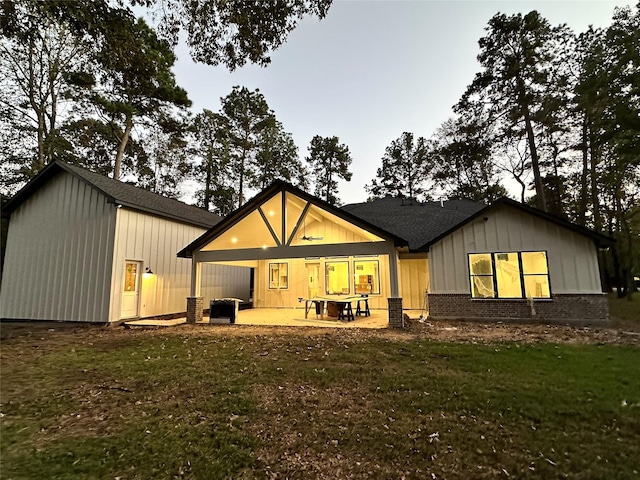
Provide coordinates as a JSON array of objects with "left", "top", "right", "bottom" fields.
[
  {"left": 124, "top": 307, "right": 425, "bottom": 329},
  {"left": 178, "top": 181, "right": 412, "bottom": 328}
]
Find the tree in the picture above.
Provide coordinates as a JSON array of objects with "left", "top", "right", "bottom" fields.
[
  {"left": 192, "top": 109, "right": 237, "bottom": 215},
  {"left": 136, "top": 124, "right": 191, "bottom": 198},
  {"left": 458, "top": 11, "right": 558, "bottom": 211},
  {"left": 131, "top": 0, "right": 332, "bottom": 69},
  {"left": 217, "top": 86, "right": 275, "bottom": 208},
  {"left": 305, "top": 135, "right": 352, "bottom": 205},
  {"left": 192, "top": 89, "right": 306, "bottom": 212},
  {"left": 605, "top": 4, "right": 640, "bottom": 298},
  {"left": 87, "top": 16, "right": 191, "bottom": 180},
  {"left": 431, "top": 118, "right": 506, "bottom": 203},
  {"left": 366, "top": 132, "right": 432, "bottom": 200},
  {"left": 60, "top": 118, "right": 144, "bottom": 177},
  {"left": 252, "top": 120, "right": 308, "bottom": 191},
  {"left": 0, "top": 1, "right": 193, "bottom": 193},
  {"left": 0, "top": 0, "right": 91, "bottom": 191}
]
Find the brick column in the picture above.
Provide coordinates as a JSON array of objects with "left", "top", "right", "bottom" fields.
[
  {"left": 186, "top": 296, "right": 204, "bottom": 324},
  {"left": 388, "top": 297, "right": 404, "bottom": 328}
]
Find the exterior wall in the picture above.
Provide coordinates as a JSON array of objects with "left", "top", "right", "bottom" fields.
[
  {"left": 110, "top": 208, "right": 250, "bottom": 322},
  {"left": 428, "top": 293, "right": 609, "bottom": 325},
  {"left": 0, "top": 172, "right": 116, "bottom": 322},
  {"left": 429, "top": 205, "right": 602, "bottom": 294},
  {"left": 253, "top": 255, "right": 391, "bottom": 310},
  {"left": 398, "top": 256, "right": 429, "bottom": 309}
]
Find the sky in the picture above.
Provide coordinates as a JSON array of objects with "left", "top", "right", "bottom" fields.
[{"left": 169, "top": 0, "right": 633, "bottom": 206}]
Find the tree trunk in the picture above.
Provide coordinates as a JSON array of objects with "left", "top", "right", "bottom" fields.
[
  {"left": 36, "top": 110, "right": 46, "bottom": 170},
  {"left": 27, "top": 43, "right": 46, "bottom": 170},
  {"left": 589, "top": 130, "right": 601, "bottom": 232},
  {"left": 238, "top": 148, "right": 247, "bottom": 209},
  {"left": 517, "top": 76, "right": 546, "bottom": 211},
  {"left": 114, "top": 114, "right": 133, "bottom": 180},
  {"left": 204, "top": 151, "right": 213, "bottom": 211},
  {"left": 522, "top": 106, "right": 546, "bottom": 211},
  {"left": 577, "top": 117, "right": 590, "bottom": 226}
]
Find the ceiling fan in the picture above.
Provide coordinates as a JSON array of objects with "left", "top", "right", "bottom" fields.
[{"left": 298, "top": 219, "right": 323, "bottom": 241}]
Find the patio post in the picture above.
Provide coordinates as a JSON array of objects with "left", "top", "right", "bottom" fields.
[
  {"left": 388, "top": 248, "right": 399, "bottom": 297},
  {"left": 387, "top": 247, "right": 404, "bottom": 328},
  {"left": 187, "top": 257, "right": 203, "bottom": 324}
]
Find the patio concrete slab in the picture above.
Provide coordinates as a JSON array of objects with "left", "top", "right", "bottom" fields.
[{"left": 125, "top": 307, "right": 400, "bottom": 328}]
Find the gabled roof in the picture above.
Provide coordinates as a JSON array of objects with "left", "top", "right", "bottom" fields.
[
  {"left": 2, "top": 161, "right": 221, "bottom": 229},
  {"left": 421, "top": 197, "right": 614, "bottom": 249},
  {"left": 177, "top": 180, "right": 408, "bottom": 258},
  {"left": 343, "top": 195, "right": 614, "bottom": 250},
  {"left": 342, "top": 197, "right": 486, "bottom": 251}
]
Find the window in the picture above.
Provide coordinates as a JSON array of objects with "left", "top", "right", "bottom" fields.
[
  {"left": 269, "top": 262, "right": 288, "bottom": 289},
  {"left": 354, "top": 260, "right": 380, "bottom": 294},
  {"left": 124, "top": 262, "right": 138, "bottom": 292},
  {"left": 469, "top": 254, "right": 494, "bottom": 298},
  {"left": 495, "top": 252, "right": 522, "bottom": 298},
  {"left": 326, "top": 261, "right": 349, "bottom": 295},
  {"left": 469, "top": 251, "right": 550, "bottom": 299},
  {"left": 521, "top": 251, "right": 551, "bottom": 298}
]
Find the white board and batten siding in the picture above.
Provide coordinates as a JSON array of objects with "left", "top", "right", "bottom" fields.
[
  {"left": 429, "top": 205, "right": 602, "bottom": 294},
  {"left": 253, "top": 256, "right": 392, "bottom": 310},
  {"left": 398, "top": 256, "right": 429, "bottom": 309},
  {"left": 0, "top": 172, "right": 116, "bottom": 322},
  {"left": 109, "top": 208, "right": 250, "bottom": 322}
]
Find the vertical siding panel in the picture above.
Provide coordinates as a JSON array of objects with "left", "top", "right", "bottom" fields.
[
  {"left": 0, "top": 172, "right": 115, "bottom": 322},
  {"left": 56, "top": 178, "right": 72, "bottom": 319},
  {"left": 49, "top": 184, "right": 64, "bottom": 319},
  {"left": 109, "top": 209, "right": 123, "bottom": 322}
]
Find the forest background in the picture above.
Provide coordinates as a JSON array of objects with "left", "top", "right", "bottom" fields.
[{"left": 1, "top": 0, "right": 638, "bottom": 297}]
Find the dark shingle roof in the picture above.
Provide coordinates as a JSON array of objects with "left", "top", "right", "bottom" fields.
[
  {"left": 3, "top": 161, "right": 221, "bottom": 229},
  {"left": 342, "top": 197, "right": 485, "bottom": 251},
  {"left": 343, "top": 196, "right": 614, "bottom": 250}
]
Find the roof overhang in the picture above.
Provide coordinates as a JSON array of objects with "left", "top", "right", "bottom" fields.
[{"left": 178, "top": 180, "right": 408, "bottom": 259}]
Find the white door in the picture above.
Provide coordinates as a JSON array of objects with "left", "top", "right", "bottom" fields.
[
  {"left": 121, "top": 261, "right": 141, "bottom": 318},
  {"left": 307, "top": 263, "right": 320, "bottom": 298}
]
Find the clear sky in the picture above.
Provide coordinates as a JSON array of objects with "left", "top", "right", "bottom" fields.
[{"left": 170, "top": 0, "right": 632, "bottom": 206}]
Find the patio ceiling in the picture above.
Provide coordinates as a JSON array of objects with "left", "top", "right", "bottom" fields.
[
  {"left": 187, "top": 185, "right": 403, "bottom": 263},
  {"left": 178, "top": 180, "right": 407, "bottom": 260}
]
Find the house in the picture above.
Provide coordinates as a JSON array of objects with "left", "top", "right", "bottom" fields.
[
  {"left": 179, "top": 181, "right": 612, "bottom": 326},
  {"left": 0, "top": 161, "right": 250, "bottom": 323}
]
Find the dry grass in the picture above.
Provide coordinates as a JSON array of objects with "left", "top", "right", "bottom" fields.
[{"left": 1, "top": 321, "right": 639, "bottom": 479}]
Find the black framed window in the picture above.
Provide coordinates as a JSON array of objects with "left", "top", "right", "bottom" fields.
[{"left": 469, "top": 251, "right": 550, "bottom": 299}]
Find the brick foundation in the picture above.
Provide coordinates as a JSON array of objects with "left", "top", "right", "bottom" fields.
[
  {"left": 186, "top": 296, "right": 204, "bottom": 324},
  {"left": 388, "top": 297, "right": 404, "bottom": 328},
  {"left": 427, "top": 293, "right": 609, "bottom": 325}
]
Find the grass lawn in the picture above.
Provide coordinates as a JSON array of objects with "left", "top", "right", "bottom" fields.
[
  {"left": 609, "top": 292, "right": 640, "bottom": 327},
  {"left": 1, "top": 326, "right": 639, "bottom": 479}
]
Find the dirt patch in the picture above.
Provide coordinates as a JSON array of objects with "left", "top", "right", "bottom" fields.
[
  {"left": 405, "top": 318, "right": 640, "bottom": 345},
  {"left": 1, "top": 318, "right": 639, "bottom": 347}
]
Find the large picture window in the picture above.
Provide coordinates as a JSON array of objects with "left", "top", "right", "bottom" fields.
[
  {"left": 269, "top": 262, "right": 288, "bottom": 289},
  {"left": 354, "top": 260, "right": 380, "bottom": 294},
  {"left": 326, "top": 261, "right": 350, "bottom": 295},
  {"left": 469, "top": 251, "right": 550, "bottom": 299}
]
